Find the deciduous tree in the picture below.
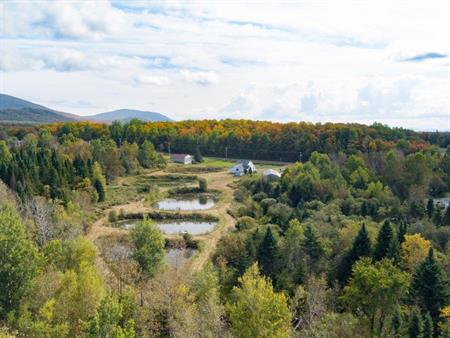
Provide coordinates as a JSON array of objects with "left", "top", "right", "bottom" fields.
[{"left": 226, "top": 264, "right": 291, "bottom": 338}]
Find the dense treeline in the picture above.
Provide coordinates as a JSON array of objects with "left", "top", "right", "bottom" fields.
[
  {"left": 0, "top": 127, "right": 166, "bottom": 203},
  {"left": 2, "top": 120, "right": 448, "bottom": 162},
  {"left": 214, "top": 147, "right": 450, "bottom": 336},
  {"left": 1, "top": 120, "right": 450, "bottom": 337}
]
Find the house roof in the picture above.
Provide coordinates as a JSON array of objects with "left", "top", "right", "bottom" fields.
[
  {"left": 171, "top": 153, "right": 191, "bottom": 161},
  {"left": 236, "top": 159, "right": 253, "bottom": 167}
]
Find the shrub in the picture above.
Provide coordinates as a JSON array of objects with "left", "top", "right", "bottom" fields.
[
  {"left": 235, "top": 216, "right": 258, "bottom": 231},
  {"left": 199, "top": 178, "right": 208, "bottom": 192},
  {"left": 108, "top": 210, "right": 118, "bottom": 223}
]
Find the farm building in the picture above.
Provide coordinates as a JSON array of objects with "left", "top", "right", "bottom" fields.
[
  {"left": 263, "top": 169, "right": 281, "bottom": 180},
  {"left": 229, "top": 160, "right": 256, "bottom": 176},
  {"left": 171, "top": 153, "right": 192, "bottom": 164}
]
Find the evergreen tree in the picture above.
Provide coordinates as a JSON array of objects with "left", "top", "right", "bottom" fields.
[
  {"left": 411, "top": 248, "right": 449, "bottom": 326},
  {"left": 408, "top": 307, "right": 423, "bottom": 338},
  {"left": 93, "top": 178, "right": 106, "bottom": 202},
  {"left": 302, "top": 225, "right": 324, "bottom": 273},
  {"left": 194, "top": 146, "right": 203, "bottom": 163},
  {"left": 374, "top": 220, "right": 394, "bottom": 261},
  {"left": 398, "top": 221, "right": 408, "bottom": 244},
  {"left": 422, "top": 312, "right": 433, "bottom": 338},
  {"left": 338, "top": 223, "right": 371, "bottom": 283},
  {"left": 432, "top": 207, "right": 443, "bottom": 227},
  {"left": 387, "top": 233, "right": 401, "bottom": 264},
  {"left": 237, "top": 234, "right": 257, "bottom": 276},
  {"left": 427, "top": 199, "right": 435, "bottom": 219},
  {"left": 258, "top": 227, "right": 280, "bottom": 282}
]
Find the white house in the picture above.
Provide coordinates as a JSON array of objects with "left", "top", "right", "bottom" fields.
[
  {"left": 229, "top": 160, "right": 256, "bottom": 176},
  {"left": 263, "top": 169, "right": 282, "bottom": 180},
  {"left": 171, "top": 153, "right": 192, "bottom": 164}
]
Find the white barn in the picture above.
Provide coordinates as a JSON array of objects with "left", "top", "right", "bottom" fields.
[
  {"left": 229, "top": 160, "right": 256, "bottom": 176},
  {"left": 171, "top": 153, "right": 192, "bottom": 164}
]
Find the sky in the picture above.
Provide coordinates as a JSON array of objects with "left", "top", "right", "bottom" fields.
[{"left": 1, "top": 0, "right": 449, "bottom": 131}]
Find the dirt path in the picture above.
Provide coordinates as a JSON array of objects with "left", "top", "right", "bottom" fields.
[
  {"left": 187, "top": 171, "right": 237, "bottom": 272},
  {"left": 86, "top": 167, "right": 238, "bottom": 276}
]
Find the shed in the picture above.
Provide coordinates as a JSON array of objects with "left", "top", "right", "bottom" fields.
[
  {"left": 229, "top": 160, "right": 256, "bottom": 176},
  {"left": 171, "top": 153, "right": 192, "bottom": 164},
  {"left": 263, "top": 169, "right": 282, "bottom": 180}
]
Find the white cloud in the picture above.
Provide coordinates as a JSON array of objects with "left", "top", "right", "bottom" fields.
[
  {"left": 180, "top": 70, "right": 219, "bottom": 86},
  {"left": 134, "top": 75, "right": 170, "bottom": 86},
  {"left": 2, "top": 1, "right": 126, "bottom": 40},
  {"left": 0, "top": 0, "right": 449, "bottom": 130}
]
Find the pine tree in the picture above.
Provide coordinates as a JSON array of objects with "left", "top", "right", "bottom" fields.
[
  {"left": 302, "top": 225, "right": 324, "bottom": 273},
  {"left": 194, "top": 146, "right": 203, "bottom": 163},
  {"left": 258, "top": 227, "right": 280, "bottom": 282},
  {"left": 422, "top": 312, "right": 433, "bottom": 338},
  {"left": 338, "top": 223, "right": 371, "bottom": 283},
  {"left": 398, "top": 221, "right": 408, "bottom": 244},
  {"left": 411, "top": 248, "right": 449, "bottom": 325},
  {"left": 387, "top": 233, "right": 401, "bottom": 264},
  {"left": 432, "top": 207, "right": 443, "bottom": 227},
  {"left": 408, "top": 307, "right": 423, "bottom": 338},
  {"left": 427, "top": 199, "right": 434, "bottom": 219},
  {"left": 94, "top": 178, "right": 106, "bottom": 202},
  {"left": 374, "top": 220, "right": 394, "bottom": 261}
]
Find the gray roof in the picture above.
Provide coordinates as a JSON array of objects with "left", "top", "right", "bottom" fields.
[
  {"left": 236, "top": 159, "right": 253, "bottom": 166},
  {"left": 171, "top": 153, "right": 191, "bottom": 161}
]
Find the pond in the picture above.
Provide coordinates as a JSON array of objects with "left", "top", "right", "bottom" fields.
[
  {"left": 117, "top": 219, "right": 217, "bottom": 235},
  {"left": 165, "top": 248, "right": 197, "bottom": 269},
  {"left": 155, "top": 196, "right": 216, "bottom": 211}
]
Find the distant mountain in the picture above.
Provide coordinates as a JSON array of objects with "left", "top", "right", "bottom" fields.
[
  {"left": 0, "top": 93, "right": 50, "bottom": 110},
  {"left": 0, "top": 94, "right": 172, "bottom": 124},
  {"left": 87, "top": 109, "right": 172, "bottom": 122},
  {"left": 0, "top": 94, "right": 77, "bottom": 123}
]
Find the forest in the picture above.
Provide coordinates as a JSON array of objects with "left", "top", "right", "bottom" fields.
[
  {"left": 1, "top": 119, "right": 449, "bottom": 162},
  {"left": 0, "top": 119, "right": 450, "bottom": 337}
]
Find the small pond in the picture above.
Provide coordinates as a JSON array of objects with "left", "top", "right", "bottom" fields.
[
  {"left": 155, "top": 196, "right": 216, "bottom": 211},
  {"left": 117, "top": 219, "right": 217, "bottom": 235},
  {"left": 166, "top": 248, "right": 197, "bottom": 269}
]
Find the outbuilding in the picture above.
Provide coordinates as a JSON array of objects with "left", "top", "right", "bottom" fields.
[
  {"left": 171, "top": 153, "right": 192, "bottom": 164},
  {"left": 263, "top": 169, "right": 282, "bottom": 180},
  {"left": 229, "top": 160, "right": 256, "bottom": 176}
]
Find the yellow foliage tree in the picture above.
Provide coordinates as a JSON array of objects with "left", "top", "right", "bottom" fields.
[
  {"left": 401, "top": 234, "right": 431, "bottom": 270},
  {"left": 226, "top": 263, "right": 291, "bottom": 338}
]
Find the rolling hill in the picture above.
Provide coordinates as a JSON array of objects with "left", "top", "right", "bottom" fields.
[
  {"left": 0, "top": 94, "right": 173, "bottom": 123},
  {"left": 0, "top": 94, "right": 78, "bottom": 123},
  {"left": 87, "top": 109, "right": 172, "bottom": 122}
]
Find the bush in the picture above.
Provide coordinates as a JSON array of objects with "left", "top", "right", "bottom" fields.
[
  {"left": 234, "top": 189, "right": 247, "bottom": 203},
  {"left": 252, "top": 192, "right": 268, "bottom": 202},
  {"left": 198, "top": 178, "right": 208, "bottom": 192},
  {"left": 108, "top": 210, "right": 118, "bottom": 223},
  {"left": 235, "top": 216, "right": 258, "bottom": 231},
  {"left": 260, "top": 198, "right": 277, "bottom": 212}
]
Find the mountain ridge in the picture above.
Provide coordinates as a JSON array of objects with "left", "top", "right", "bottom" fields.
[{"left": 0, "top": 94, "right": 172, "bottom": 123}]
